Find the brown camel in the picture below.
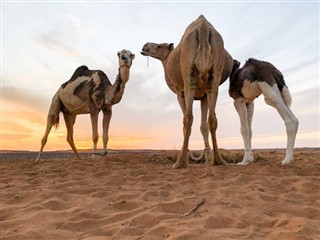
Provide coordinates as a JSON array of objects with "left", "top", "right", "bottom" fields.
[
  {"left": 141, "top": 15, "right": 234, "bottom": 168},
  {"left": 35, "top": 49, "right": 135, "bottom": 161},
  {"left": 229, "top": 58, "right": 299, "bottom": 165}
]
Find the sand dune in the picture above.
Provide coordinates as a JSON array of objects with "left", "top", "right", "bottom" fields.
[{"left": 0, "top": 148, "right": 319, "bottom": 239}]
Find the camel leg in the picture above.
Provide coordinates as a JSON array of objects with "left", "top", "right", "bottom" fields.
[
  {"left": 234, "top": 98, "right": 254, "bottom": 165},
  {"left": 200, "top": 97, "right": 213, "bottom": 164},
  {"left": 259, "top": 82, "right": 299, "bottom": 165},
  {"left": 247, "top": 101, "right": 254, "bottom": 160},
  {"left": 35, "top": 92, "right": 61, "bottom": 161},
  {"left": 63, "top": 113, "right": 81, "bottom": 160},
  {"left": 207, "top": 71, "right": 226, "bottom": 165},
  {"left": 173, "top": 85, "right": 195, "bottom": 169},
  {"left": 35, "top": 116, "right": 55, "bottom": 161},
  {"left": 102, "top": 108, "right": 112, "bottom": 155},
  {"left": 90, "top": 111, "right": 99, "bottom": 159}
]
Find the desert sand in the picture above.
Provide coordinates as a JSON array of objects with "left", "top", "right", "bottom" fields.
[{"left": 0, "top": 148, "right": 319, "bottom": 240}]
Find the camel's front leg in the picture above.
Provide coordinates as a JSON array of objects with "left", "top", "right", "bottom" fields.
[
  {"left": 90, "top": 111, "right": 99, "bottom": 158},
  {"left": 173, "top": 86, "right": 195, "bottom": 169},
  {"left": 200, "top": 97, "right": 213, "bottom": 164},
  {"left": 234, "top": 98, "right": 254, "bottom": 165},
  {"left": 102, "top": 107, "right": 112, "bottom": 155},
  {"left": 63, "top": 113, "right": 80, "bottom": 160}
]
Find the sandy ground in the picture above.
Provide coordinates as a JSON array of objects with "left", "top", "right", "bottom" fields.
[{"left": 0, "top": 148, "right": 319, "bottom": 240}]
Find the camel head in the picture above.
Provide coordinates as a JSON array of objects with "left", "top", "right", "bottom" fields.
[
  {"left": 141, "top": 42, "right": 174, "bottom": 61},
  {"left": 118, "top": 49, "right": 135, "bottom": 68}
]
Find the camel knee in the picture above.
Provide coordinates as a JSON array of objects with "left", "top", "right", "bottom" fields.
[
  {"left": 208, "top": 114, "right": 217, "bottom": 131},
  {"left": 183, "top": 113, "right": 193, "bottom": 128},
  {"left": 240, "top": 125, "right": 250, "bottom": 137},
  {"left": 103, "top": 135, "right": 109, "bottom": 144},
  {"left": 285, "top": 117, "right": 299, "bottom": 135},
  {"left": 41, "top": 137, "right": 47, "bottom": 147},
  {"left": 92, "top": 133, "right": 99, "bottom": 144},
  {"left": 66, "top": 135, "right": 74, "bottom": 145},
  {"left": 200, "top": 122, "right": 208, "bottom": 134}
]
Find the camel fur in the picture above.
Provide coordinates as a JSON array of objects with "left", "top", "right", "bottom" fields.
[
  {"left": 141, "top": 15, "right": 234, "bottom": 168},
  {"left": 229, "top": 58, "right": 299, "bottom": 165},
  {"left": 35, "top": 49, "right": 135, "bottom": 161}
]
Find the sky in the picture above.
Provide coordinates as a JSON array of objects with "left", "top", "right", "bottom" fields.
[{"left": 1, "top": 1, "right": 319, "bottom": 152}]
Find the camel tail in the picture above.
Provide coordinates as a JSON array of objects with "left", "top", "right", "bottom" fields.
[
  {"left": 274, "top": 72, "right": 292, "bottom": 107},
  {"left": 194, "top": 22, "right": 213, "bottom": 84},
  {"left": 47, "top": 90, "right": 62, "bottom": 129},
  {"left": 281, "top": 86, "right": 292, "bottom": 107}
]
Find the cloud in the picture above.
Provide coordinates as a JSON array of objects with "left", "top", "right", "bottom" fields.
[
  {"left": 2, "top": 86, "right": 50, "bottom": 112},
  {"left": 34, "top": 33, "right": 84, "bottom": 58},
  {"left": 65, "top": 15, "right": 97, "bottom": 37}
]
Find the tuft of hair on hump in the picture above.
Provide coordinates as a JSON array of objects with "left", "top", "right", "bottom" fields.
[{"left": 281, "top": 86, "right": 292, "bottom": 107}]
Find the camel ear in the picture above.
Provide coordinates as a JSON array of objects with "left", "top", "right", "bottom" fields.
[
  {"left": 234, "top": 59, "right": 240, "bottom": 68},
  {"left": 117, "top": 51, "right": 120, "bottom": 57},
  {"left": 169, "top": 43, "right": 174, "bottom": 50},
  {"left": 131, "top": 54, "right": 135, "bottom": 60}
]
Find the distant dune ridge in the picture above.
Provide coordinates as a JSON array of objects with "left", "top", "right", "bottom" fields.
[{"left": 0, "top": 148, "right": 319, "bottom": 239}]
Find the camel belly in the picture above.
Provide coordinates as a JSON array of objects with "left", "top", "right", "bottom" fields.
[{"left": 241, "top": 80, "right": 262, "bottom": 103}]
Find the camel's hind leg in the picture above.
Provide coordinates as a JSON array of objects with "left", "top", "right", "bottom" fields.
[
  {"left": 35, "top": 92, "right": 61, "bottom": 161},
  {"left": 35, "top": 115, "right": 56, "bottom": 161},
  {"left": 259, "top": 82, "right": 299, "bottom": 164},
  {"left": 234, "top": 98, "right": 254, "bottom": 165},
  {"left": 200, "top": 97, "right": 213, "bottom": 164},
  {"left": 63, "top": 112, "right": 81, "bottom": 160},
  {"left": 207, "top": 70, "right": 226, "bottom": 165}
]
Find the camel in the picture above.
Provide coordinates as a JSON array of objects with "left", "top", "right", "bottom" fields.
[
  {"left": 141, "top": 15, "right": 234, "bottom": 168},
  {"left": 35, "top": 49, "right": 135, "bottom": 161},
  {"left": 229, "top": 58, "right": 299, "bottom": 165}
]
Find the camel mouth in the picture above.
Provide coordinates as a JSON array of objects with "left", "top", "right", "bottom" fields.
[
  {"left": 140, "top": 50, "right": 148, "bottom": 56},
  {"left": 140, "top": 46, "right": 150, "bottom": 56}
]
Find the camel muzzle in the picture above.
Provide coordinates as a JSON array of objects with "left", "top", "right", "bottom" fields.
[{"left": 140, "top": 50, "right": 148, "bottom": 56}]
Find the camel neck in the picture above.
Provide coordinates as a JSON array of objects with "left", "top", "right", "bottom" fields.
[{"left": 112, "top": 67, "right": 130, "bottom": 104}]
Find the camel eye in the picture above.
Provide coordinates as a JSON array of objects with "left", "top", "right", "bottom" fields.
[{"left": 157, "top": 45, "right": 161, "bottom": 49}]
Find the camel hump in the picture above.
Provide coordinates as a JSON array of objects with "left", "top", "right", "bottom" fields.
[
  {"left": 194, "top": 18, "right": 213, "bottom": 80},
  {"left": 70, "top": 65, "right": 89, "bottom": 81},
  {"left": 62, "top": 65, "right": 89, "bottom": 89}
]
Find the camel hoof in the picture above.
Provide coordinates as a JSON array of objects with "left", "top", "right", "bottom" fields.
[
  {"left": 281, "top": 159, "right": 292, "bottom": 165},
  {"left": 237, "top": 161, "right": 250, "bottom": 166},
  {"left": 172, "top": 161, "right": 188, "bottom": 169},
  {"left": 205, "top": 160, "right": 214, "bottom": 165},
  {"left": 237, "top": 159, "right": 253, "bottom": 166},
  {"left": 204, "top": 150, "right": 213, "bottom": 165},
  {"left": 215, "top": 157, "right": 227, "bottom": 166},
  {"left": 92, "top": 151, "right": 108, "bottom": 158}
]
